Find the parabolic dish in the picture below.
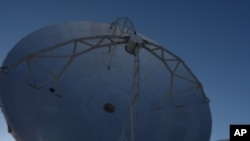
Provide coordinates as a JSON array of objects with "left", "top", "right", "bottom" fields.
[{"left": 0, "top": 18, "right": 212, "bottom": 141}]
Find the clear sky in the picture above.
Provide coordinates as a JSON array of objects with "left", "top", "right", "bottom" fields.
[{"left": 0, "top": 0, "right": 249, "bottom": 141}]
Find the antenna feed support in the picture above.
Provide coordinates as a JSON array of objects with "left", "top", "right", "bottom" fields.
[{"left": 125, "top": 33, "right": 143, "bottom": 55}]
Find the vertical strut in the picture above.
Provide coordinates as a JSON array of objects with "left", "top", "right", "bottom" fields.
[
  {"left": 112, "top": 17, "right": 144, "bottom": 141},
  {"left": 130, "top": 46, "right": 140, "bottom": 141}
]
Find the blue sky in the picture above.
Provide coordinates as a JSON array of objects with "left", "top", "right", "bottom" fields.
[{"left": 0, "top": 0, "right": 249, "bottom": 141}]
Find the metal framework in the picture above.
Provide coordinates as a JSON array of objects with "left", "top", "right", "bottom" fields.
[{"left": 1, "top": 17, "right": 209, "bottom": 141}]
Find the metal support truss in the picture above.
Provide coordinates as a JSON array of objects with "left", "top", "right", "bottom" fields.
[
  {"left": 3, "top": 35, "right": 128, "bottom": 97},
  {"left": 140, "top": 40, "right": 210, "bottom": 109},
  {"left": 110, "top": 17, "right": 136, "bottom": 35}
]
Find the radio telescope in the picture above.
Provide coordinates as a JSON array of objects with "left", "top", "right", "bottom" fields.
[{"left": 0, "top": 17, "right": 211, "bottom": 141}]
